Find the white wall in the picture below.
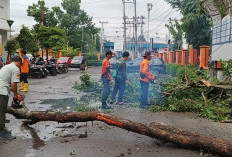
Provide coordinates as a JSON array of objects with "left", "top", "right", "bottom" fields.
[
  {"left": 0, "top": 0, "right": 10, "bottom": 60},
  {"left": 211, "top": 15, "right": 232, "bottom": 61}
]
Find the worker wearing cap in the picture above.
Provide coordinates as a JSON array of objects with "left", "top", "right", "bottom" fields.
[
  {"left": 18, "top": 50, "right": 30, "bottom": 92},
  {"left": 0, "top": 56, "right": 22, "bottom": 140},
  {"left": 101, "top": 50, "right": 113, "bottom": 109},
  {"left": 139, "top": 51, "right": 156, "bottom": 108}
]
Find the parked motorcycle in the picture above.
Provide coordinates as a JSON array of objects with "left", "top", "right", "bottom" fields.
[
  {"left": 28, "top": 57, "right": 49, "bottom": 78},
  {"left": 57, "top": 63, "right": 68, "bottom": 74},
  {"left": 46, "top": 61, "right": 58, "bottom": 76},
  {"left": 28, "top": 64, "right": 48, "bottom": 78}
]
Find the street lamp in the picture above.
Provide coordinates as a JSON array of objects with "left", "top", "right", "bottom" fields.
[
  {"left": 147, "top": 3, "right": 153, "bottom": 50},
  {"left": 7, "top": 20, "right": 14, "bottom": 38}
]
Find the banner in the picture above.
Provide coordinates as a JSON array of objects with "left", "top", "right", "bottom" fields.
[{"left": 114, "top": 38, "right": 124, "bottom": 52}]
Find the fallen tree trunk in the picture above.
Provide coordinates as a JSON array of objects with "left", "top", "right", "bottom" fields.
[{"left": 7, "top": 107, "right": 232, "bottom": 157}]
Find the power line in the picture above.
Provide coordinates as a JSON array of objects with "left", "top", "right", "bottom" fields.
[{"left": 145, "top": 8, "right": 173, "bottom": 33}]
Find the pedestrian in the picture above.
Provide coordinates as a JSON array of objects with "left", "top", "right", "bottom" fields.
[
  {"left": 0, "top": 56, "right": 22, "bottom": 140},
  {"left": 101, "top": 50, "right": 113, "bottom": 109},
  {"left": 80, "top": 57, "right": 87, "bottom": 71},
  {"left": 18, "top": 50, "right": 30, "bottom": 92},
  {"left": 139, "top": 51, "right": 156, "bottom": 108},
  {"left": 110, "top": 51, "right": 130, "bottom": 105}
]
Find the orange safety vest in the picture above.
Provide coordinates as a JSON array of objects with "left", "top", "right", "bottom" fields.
[
  {"left": 140, "top": 59, "right": 155, "bottom": 82},
  {"left": 21, "top": 55, "right": 29, "bottom": 73},
  {"left": 102, "top": 58, "right": 111, "bottom": 80}
]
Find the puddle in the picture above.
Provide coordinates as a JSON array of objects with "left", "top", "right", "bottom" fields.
[{"left": 39, "top": 93, "right": 101, "bottom": 111}]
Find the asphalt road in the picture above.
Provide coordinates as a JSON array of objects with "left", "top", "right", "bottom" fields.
[{"left": 0, "top": 67, "right": 231, "bottom": 157}]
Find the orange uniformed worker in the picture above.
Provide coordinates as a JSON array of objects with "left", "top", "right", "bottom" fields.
[
  {"left": 139, "top": 51, "right": 156, "bottom": 108},
  {"left": 101, "top": 50, "right": 113, "bottom": 109},
  {"left": 18, "top": 50, "right": 30, "bottom": 92}
]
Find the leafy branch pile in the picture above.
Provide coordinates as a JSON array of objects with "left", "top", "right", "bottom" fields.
[
  {"left": 150, "top": 64, "right": 232, "bottom": 121},
  {"left": 74, "top": 73, "right": 102, "bottom": 92}
]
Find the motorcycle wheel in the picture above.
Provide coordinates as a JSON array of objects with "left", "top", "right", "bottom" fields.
[
  {"left": 57, "top": 68, "right": 63, "bottom": 74},
  {"left": 64, "top": 67, "right": 68, "bottom": 73},
  {"left": 34, "top": 71, "right": 43, "bottom": 78},
  {"left": 52, "top": 69, "right": 57, "bottom": 76}
]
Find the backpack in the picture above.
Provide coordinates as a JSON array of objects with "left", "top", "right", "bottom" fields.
[{"left": 113, "top": 61, "right": 122, "bottom": 78}]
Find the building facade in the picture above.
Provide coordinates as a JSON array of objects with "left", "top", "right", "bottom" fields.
[
  {"left": 202, "top": 0, "right": 232, "bottom": 61},
  {"left": 0, "top": 0, "right": 10, "bottom": 60}
]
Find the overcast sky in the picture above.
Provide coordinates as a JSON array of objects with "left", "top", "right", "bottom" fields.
[{"left": 10, "top": 0, "right": 181, "bottom": 42}]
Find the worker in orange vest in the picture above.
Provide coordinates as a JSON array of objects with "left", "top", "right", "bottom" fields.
[
  {"left": 139, "top": 51, "right": 156, "bottom": 108},
  {"left": 101, "top": 50, "right": 113, "bottom": 109},
  {"left": 18, "top": 50, "right": 30, "bottom": 92}
]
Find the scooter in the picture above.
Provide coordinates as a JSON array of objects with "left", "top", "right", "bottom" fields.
[
  {"left": 46, "top": 61, "right": 58, "bottom": 76},
  {"left": 28, "top": 63, "right": 48, "bottom": 78},
  {"left": 28, "top": 58, "right": 48, "bottom": 78},
  {"left": 57, "top": 63, "right": 68, "bottom": 74}
]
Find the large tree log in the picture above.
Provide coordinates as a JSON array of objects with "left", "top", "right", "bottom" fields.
[{"left": 7, "top": 107, "right": 232, "bottom": 157}]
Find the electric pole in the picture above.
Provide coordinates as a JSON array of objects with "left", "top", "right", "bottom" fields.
[
  {"left": 168, "top": 18, "right": 171, "bottom": 52},
  {"left": 147, "top": 3, "right": 153, "bottom": 51},
  {"left": 134, "top": 0, "right": 138, "bottom": 57},
  {"left": 99, "top": 21, "right": 108, "bottom": 54},
  {"left": 122, "top": 0, "right": 127, "bottom": 51}
]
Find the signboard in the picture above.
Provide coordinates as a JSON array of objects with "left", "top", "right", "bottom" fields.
[
  {"left": 114, "top": 38, "right": 124, "bottom": 52},
  {"left": 0, "top": 35, "right": 2, "bottom": 56}
]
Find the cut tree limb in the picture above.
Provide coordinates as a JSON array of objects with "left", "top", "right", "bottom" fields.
[
  {"left": 201, "top": 79, "right": 232, "bottom": 90},
  {"left": 201, "top": 92, "right": 208, "bottom": 106},
  {"left": 6, "top": 107, "right": 232, "bottom": 157}
]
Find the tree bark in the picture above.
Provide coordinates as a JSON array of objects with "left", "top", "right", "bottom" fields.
[
  {"left": 201, "top": 79, "right": 232, "bottom": 90},
  {"left": 7, "top": 107, "right": 232, "bottom": 157}
]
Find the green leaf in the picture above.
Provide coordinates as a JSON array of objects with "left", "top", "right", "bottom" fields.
[{"left": 70, "top": 149, "right": 76, "bottom": 156}]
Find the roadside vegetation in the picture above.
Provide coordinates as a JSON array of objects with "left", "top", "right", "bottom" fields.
[{"left": 150, "top": 64, "right": 232, "bottom": 121}]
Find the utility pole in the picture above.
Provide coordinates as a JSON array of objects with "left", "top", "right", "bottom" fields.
[
  {"left": 42, "top": 10, "right": 45, "bottom": 25},
  {"left": 147, "top": 3, "right": 153, "bottom": 51},
  {"left": 168, "top": 18, "right": 171, "bottom": 52},
  {"left": 122, "top": 0, "right": 127, "bottom": 51},
  {"left": 99, "top": 21, "right": 108, "bottom": 54},
  {"left": 134, "top": 0, "right": 138, "bottom": 57},
  {"left": 140, "top": 16, "right": 145, "bottom": 38},
  {"left": 81, "top": 26, "right": 84, "bottom": 52}
]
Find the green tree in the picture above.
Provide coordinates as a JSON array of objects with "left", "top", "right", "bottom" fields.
[
  {"left": 37, "top": 26, "right": 67, "bottom": 59},
  {"left": 165, "top": 0, "right": 212, "bottom": 49},
  {"left": 27, "top": 0, "right": 59, "bottom": 29},
  {"left": 62, "top": 47, "right": 79, "bottom": 58},
  {"left": 27, "top": 0, "right": 100, "bottom": 54},
  {"left": 5, "top": 39, "right": 20, "bottom": 61},
  {"left": 17, "top": 25, "right": 39, "bottom": 56},
  {"left": 58, "top": 0, "right": 100, "bottom": 52},
  {"left": 165, "top": 19, "right": 183, "bottom": 51}
]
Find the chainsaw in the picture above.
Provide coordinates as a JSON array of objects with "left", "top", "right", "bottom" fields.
[{"left": 11, "top": 94, "right": 25, "bottom": 108}]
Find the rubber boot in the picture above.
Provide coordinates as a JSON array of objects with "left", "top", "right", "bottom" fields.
[
  {"left": 21, "top": 83, "right": 29, "bottom": 92},
  {"left": 18, "top": 82, "right": 24, "bottom": 90}
]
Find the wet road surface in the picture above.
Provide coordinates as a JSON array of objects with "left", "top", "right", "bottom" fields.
[{"left": 1, "top": 67, "right": 232, "bottom": 157}]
